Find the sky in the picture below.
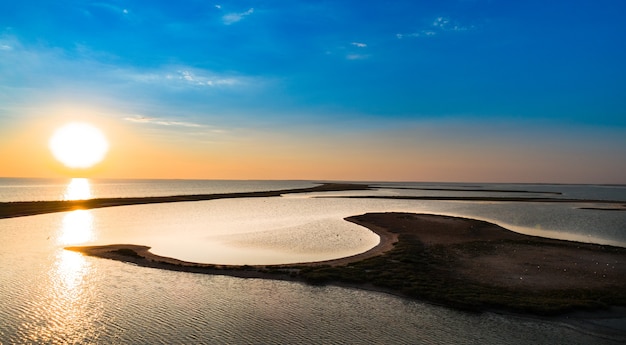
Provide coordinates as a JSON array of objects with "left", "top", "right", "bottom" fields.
[{"left": 1, "top": 0, "right": 625, "bottom": 183}]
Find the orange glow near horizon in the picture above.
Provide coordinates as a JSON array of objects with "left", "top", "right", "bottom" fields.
[
  {"left": 1, "top": 103, "right": 625, "bottom": 184},
  {"left": 0, "top": 104, "right": 146, "bottom": 178}
]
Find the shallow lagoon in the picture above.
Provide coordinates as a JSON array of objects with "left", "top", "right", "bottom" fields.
[
  {"left": 1, "top": 179, "right": 625, "bottom": 343},
  {"left": 46, "top": 192, "right": 626, "bottom": 264}
]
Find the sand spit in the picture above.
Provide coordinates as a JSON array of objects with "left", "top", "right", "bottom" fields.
[
  {"left": 4, "top": 182, "right": 625, "bottom": 220},
  {"left": 66, "top": 212, "right": 626, "bottom": 317},
  {"left": 0, "top": 183, "right": 370, "bottom": 219},
  {"left": 324, "top": 195, "right": 626, "bottom": 210}
]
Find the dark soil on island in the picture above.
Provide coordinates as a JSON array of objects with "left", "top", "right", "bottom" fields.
[{"left": 66, "top": 212, "right": 626, "bottom": 316}]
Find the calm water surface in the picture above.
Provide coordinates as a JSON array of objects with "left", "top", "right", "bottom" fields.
[
  {"left": 1, "top": 178, "right": 625, "bottom": 343},
  {"left": 0, "top": 178, "right": 317, "bottom": 202}
]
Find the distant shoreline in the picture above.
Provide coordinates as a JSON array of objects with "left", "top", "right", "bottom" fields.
[
  {"left": 0, "top": 183, "right": 370, "bottom": 219},
  {"left": 319, "top": 195, "right": 626, "bottom": 209},
  {"left": 66, "top": 212, "right": 626, "bottom": 317},
  {"left": 1, "top": 182, "right": 624, "bottom": 219}
]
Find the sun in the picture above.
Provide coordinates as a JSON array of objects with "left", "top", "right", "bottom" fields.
[{"left": 49, "top": 122, "right": 109, "bottom": 169}]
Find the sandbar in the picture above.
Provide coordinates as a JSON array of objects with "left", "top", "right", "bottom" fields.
[
  {"left": 3, "top": 183, "right": 625, "bottom": 220},
  {"left": 324, "top": 195, "right": 626, "bottom": 210},
  {"left": 66, "top": 212, "right": 626, "bottom": 317},
  {"left": 0, "top": 183, "right": 370, "bottom": 219}
]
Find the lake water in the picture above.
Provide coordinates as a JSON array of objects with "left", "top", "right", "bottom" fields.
[{"left": 1, "top": 178, "right": 625, "bottom": 344}]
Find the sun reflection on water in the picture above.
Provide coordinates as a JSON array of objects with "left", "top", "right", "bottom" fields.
[
  {"left": 55, "top": 250, "right": 89, "bottom": 300},
  {"left": 18, "top": 250, "right": 103, "bottom": 343},
  {"left": 58, "top": 210, "right": 95, "bottom": 245},
  {"left": 63, "top": 178, "right": 92, "bottom": 200}
]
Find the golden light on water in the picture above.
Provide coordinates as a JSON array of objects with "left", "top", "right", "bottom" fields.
[
  {"left": 29, "top": 177, "right": 100, "bottom": 341},
  {"left": 49, "top": 122, "right": 109, "bottom": 169},
  {"left": 55, "top": 250, "right": 89, "bottom": 299},
  {"left": 20, "top": 251, "right": 102, "bottom": 343},
  {"left": 63, "top": 178, "right": 93, "bottom": 200},
  {"left": 58, "top": 210, "right": 95, "bottom": 245},
  {"left": 15, "top": 178, "right": 101, "bottom": 343},
  {"left": 59, "top": 179, "right": 95, "bottom": 245}
]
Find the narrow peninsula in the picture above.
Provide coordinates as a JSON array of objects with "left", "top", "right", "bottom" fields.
[
  {"left": 2, "top": 182, "right": 624, "bottom": 219},
  {"left": 0, "top": 183, "right": 370, "bottom": 219},
  {"left": 67, "top": 212, "right": 626, "bottom": 316}
]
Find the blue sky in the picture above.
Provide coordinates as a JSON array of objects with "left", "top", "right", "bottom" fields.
[{"left": 1, "top": 1, "right": 625, "bottom": 182}]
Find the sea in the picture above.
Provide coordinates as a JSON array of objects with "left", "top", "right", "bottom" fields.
[{"left": 1, "top": 178, "right": 625, "bottom": 344}]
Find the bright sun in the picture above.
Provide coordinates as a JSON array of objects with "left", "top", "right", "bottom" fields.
[{"left": 49, "top": 122, "right": 109, "bottom": 169}]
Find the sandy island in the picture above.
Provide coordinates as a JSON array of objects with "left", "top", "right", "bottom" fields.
[{"left": 66, "top": 212, "right": 626, "bottom": 317}]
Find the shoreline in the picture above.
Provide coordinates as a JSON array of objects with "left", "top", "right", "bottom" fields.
[
  {"left": 2, "top": 182, "right": 625, "bottom": 220},
  {"left": 64, "top": 217, "right": 399, "bottom": 279},
  {"left": 322, "top": 195, "right": 626, "bottom": 209},
  {"left": 0, "top": 183, "right": 370, "bottom": 219},
  {"left": 66, "top": 212, "right": 626, "bottom": 318}
]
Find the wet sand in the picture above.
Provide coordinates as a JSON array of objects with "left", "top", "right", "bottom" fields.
[{"left": 66, "top": 212, "right": 626, "bottom": 317}]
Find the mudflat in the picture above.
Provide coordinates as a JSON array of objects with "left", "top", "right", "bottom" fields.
[{"left": 66, "top": 212, "right": 626, "bottom": 316}]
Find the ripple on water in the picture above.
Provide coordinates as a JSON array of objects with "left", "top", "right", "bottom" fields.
[
  {"left": 25, "top": 259, "right": 614, "bottom": 345},
  {"left": 1, "top": 186, "right": 625, "bottom": 344}
]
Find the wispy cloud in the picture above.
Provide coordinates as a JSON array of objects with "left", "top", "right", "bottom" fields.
[
  {"left": 339, "top": 41, "right": 370, "bottom": 60},
  {"left": 87, "top": 2, "right": 131, "bottom": 17},
  {"left": 124, "top": 115, "right": 204, "bottom": 128},
  {"left": 396, "top": 30, "right": 436, "bottom": 39},
  {"left": 172, "top": 70, "right": 239, "bottom": 87},
  {"left": 123, "top": 115, "right": 231, "bottom": 140},
  {"left": 0, "top": 33, "right": 261, "bottom": 118},
  {"left": 432, "top": 17, "right": 450, "bottom": 29},
  {"left": 0, "top": 33, "right": 19, "bottom": 52},
  {"left": 222, "top": 8, "right": 254, "bottom": 25},
  {"left": 125, "top": 67, "right": 247, "bottom": 89},
  {"left": 432, "top": 16, "right": 473, "bottom": 32},
  {"left": 346, "top": 54, "right": 369, "bottom": 60},
  {"left": 397, "top": 16, "right": 474, "bottom": 39}
]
